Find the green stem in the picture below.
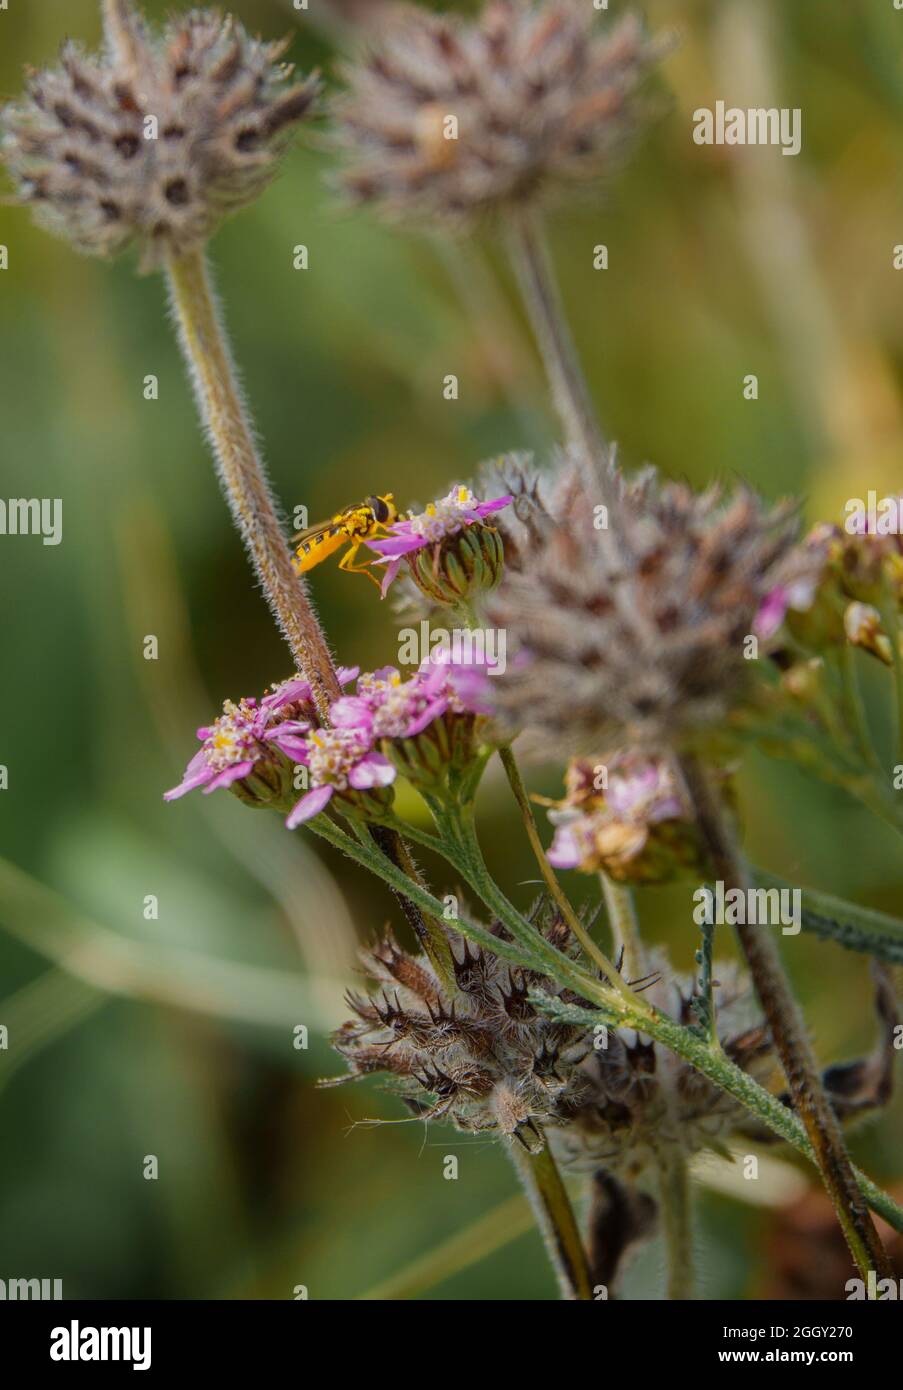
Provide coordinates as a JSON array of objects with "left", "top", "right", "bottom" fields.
[
  {"left": 448, "top": 802, "right": 640, "bottom": 1012},
  {"left": 379, "top": 813, "right": 448, "bottom": 859},
  {"left": 692, "top": 916, "right": 718, "bottom": 1045},
  {"left": 496, "top": 745, "right": 632, "bottom": 1001},
  {"left": 754, "top": 869, "right": 903, "bottom": 965},
  {"left": 658, "top": 1148, "right": 694, "bottom": 1300},
  {"left": 507, "top": 1137, "right": 593, "bottom": 1301},
  {"left": 308, "top": 815, "right": 553, "bottom": 977},
  {"left": 599, "top": 873, "right": 646, "bottom": 983}
]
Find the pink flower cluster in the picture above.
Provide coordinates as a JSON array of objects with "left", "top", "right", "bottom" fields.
[
  {"left": 546, "top": 755, "right": 687, "bottom": 874},
  {"left": 166, "top": 656, "right": 484, "bottom": 828}
]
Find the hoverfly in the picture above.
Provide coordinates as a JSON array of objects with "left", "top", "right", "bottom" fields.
[{"left": 291, "top": 494, "right": 399, "bottom": 587}]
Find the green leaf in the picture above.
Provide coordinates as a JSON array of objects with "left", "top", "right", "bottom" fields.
[{"left": 754, "top": 869, "right": 903, "bottom": 965}]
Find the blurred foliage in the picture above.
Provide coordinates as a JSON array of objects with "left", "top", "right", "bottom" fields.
[{"left": 0, "top": 0, "right": 902, "bottom": 1299}]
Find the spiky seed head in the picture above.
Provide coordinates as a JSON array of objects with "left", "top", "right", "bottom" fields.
[
  {"left": 326, "top": 911, "right": 780, "bottom": 1185},
  {"left": 329, "top": 0, "right": 669, "bottom": 226},
  {"left": 325, "top": 901, "right": 596, "bottom": 1151},
  {"left": 483, "top": 448, "right": 820, "bottom": 752},
  {"left": 548, "top": 953, "right": 779, "bottom": 1182},
  {"left": 0, "top": 2, "right": 319, "bottom": 271}
]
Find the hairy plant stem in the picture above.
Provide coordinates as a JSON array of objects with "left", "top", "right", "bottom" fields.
[
  {"left": 164, "top": 254, "right": 447, "bottom": 1022},
  {"left": 878, "top": 592, "right": 903, "bottom": 767},
  {"left": 368, "top": 824, "right": 455, "bottom": 990},
  {"left": 506, "top": 208, "right": 607, "bottom": 466},
  {"left": 165, "top": 248, "right": 340, "bottom": 721},
  {"left": 495, "top": 745, "right": 632, "bottom": 1000},
  {"left": 599, "top": 874, "right": 646, "bottom": 982},
  {"left": 677, "top": 752, "right": 893, "bottom": 1284},
  {"left": 657, "top": 1147, "right": 693, "bottom": 1300},
  {"left": 508, "top": 1138, "right": 593, "bottom": 1300},
  {"left": 305, "top": 811, "right": 903, "bottom": 1234}
]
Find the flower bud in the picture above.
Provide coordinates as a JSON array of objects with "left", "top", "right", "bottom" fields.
[
  {"left": 844, "top": 602, "right": 893, "bottom": 665},
  {"left": 409, "top": 522, "right": 505, "bottom": 607}
]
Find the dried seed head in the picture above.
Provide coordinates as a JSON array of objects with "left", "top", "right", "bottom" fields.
[
  {"left": 325, "top": 900, "right": 601, "bottom": 1148},
  {"left": 330, "top": 1, "right": 668, "bottom": 226},
  {"left": 1, "top": 2, "right": 319, "bottom": 271},
  {"left": 328, "top": 908, "right": 895, "bottom": 1229},
  {"left": 549, "top": 954, "right": 779, "bottom": 1182},
  {"left": 484, "top": 448, "right": 818, "bottom": 751},
  {"left": 326, "top": 914, "right": 785, "bottom": 1183}
]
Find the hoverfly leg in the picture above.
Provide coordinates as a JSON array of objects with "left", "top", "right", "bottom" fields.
[{"left": 338, "top": 542, "right": 384, "bottom": 590}]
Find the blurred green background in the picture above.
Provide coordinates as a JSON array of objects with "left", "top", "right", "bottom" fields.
[{"left": 1, "top": 0, "right": 902, "bottom": 1299}]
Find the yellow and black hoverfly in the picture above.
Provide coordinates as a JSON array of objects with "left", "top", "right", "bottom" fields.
[{"left": 291, "top": 494, "right": 399, "bottom": 587}]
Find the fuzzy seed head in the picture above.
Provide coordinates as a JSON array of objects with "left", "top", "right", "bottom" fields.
[
  {"left": 328, "top": 901, "right": 598, "bottom": 1150},
  {"left": 1, "top": 3, "right": 319, "bottom": 271},
  {"left": 328, "top": 912, "right": 779, "bottom": 1181},
  {"left": 484, "top": 449, "right": 819, "bottom": 751},
  {"left": 548, "top": 955, "right": 777, "bottom": 1181},
  {"left": 330, "top": 1, "right": 668, "bottom": 226}
]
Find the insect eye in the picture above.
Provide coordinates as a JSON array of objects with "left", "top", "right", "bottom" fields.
[{"left": 373, "top": 497, "right": 391, "bottom": 523}]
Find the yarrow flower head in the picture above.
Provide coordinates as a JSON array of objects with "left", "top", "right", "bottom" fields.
[
  {"left": 164, "top": 667, "right": 358, "bottom": 809},
  {"left": 483, "top": 449, "right": 818, "bottom": 751},
  {"left": 333, "top": 664, "right": 453, "bottom": 739},
  {"left": 286, "top": 725, "right": 396, "bottom": 827},
  {"left": 332, "top": 655, "right": 485, "bottom": 790},
  {"left": 544, "top": 752, "right": 726, "bottom": 884},
  {"left": 0, "top": 0, "right": 320, "bottom": 271},
  {"left": 164, "top": 651, "right": 495, "bottom": 823},
  {"left": 330, "top": 1, "right": 668, "bottom": 226},
  {"left": 368, "top": 485, "right": 511, "bottom": 604}
]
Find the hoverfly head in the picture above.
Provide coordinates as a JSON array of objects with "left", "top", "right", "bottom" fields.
[{"left": 371, "top": 493, "right": 397, "bottom": 525}]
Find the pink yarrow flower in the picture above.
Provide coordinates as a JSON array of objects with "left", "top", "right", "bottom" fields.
[
  {"left": 753, "top": 579, "right": 819, "bottom": 641},
  {"left": 165, "top": 668, "right": 359, "bottom": 802},
  {"left": 545, "top": 754, "right": 698, "bottom": 882},
  {"left": 331, "top": 662, "right": 458, "bottom": 738},
  {"left": 165, "top": 697, "right": 273, "bottom": 800},
  {"left": 286, "top": 726, "right": 396, "bottom": 827},
  {"left": 366, "top": 486, "right": 512, "bottom": 597}
]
